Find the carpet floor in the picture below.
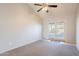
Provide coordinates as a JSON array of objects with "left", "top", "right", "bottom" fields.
[{"left": 0, "top": 40, "right": 79, "bottom": 56}]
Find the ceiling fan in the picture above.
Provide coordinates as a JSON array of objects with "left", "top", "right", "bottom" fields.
[{"left": 34, "top": 3, "right": 57, "bottom": 13}]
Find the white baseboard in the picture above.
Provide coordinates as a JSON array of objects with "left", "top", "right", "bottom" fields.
[{"left": 0, "top": 39, "right": 41, "bottom": 54}]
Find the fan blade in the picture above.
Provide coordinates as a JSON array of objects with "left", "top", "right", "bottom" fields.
[
  {"left": 34, "top": 4, "right": 42, "bottom": 6},
  {"left": 37, "top": 8, "right": 43, "bottom": 12},
  {"left": 48, "top": 5, "right": 57, "bottom": 8},
  {"left": 46, "top": 10, "right": 48, "bottom": 13}
]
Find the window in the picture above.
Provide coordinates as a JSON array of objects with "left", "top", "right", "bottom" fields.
[{"left": 48, "top": 22, "right": 64, "bottom": 39}]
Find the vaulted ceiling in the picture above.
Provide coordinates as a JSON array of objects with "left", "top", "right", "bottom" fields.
[{"left": 28, "top": 3, "right": 78, "bottom": 19}]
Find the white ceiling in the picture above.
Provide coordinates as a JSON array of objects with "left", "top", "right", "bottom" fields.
[{"left": 28, "top": 3, "right": 78, "bottom": 19}]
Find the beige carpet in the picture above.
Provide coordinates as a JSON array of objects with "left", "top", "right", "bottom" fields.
[{"left": 0, "top": 40, "right": 79, "bottom": 56}]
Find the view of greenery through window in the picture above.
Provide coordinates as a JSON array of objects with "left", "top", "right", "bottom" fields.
[{"left": 48, "top": 22, "right": 64, "bottom": 39}]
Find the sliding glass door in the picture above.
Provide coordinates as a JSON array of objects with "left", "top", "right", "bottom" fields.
[{"left": 48, "top": 22, "right": 64, "bottom": 39}]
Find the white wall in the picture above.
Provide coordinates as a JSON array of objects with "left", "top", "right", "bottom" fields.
[
  {"left": 42, "top": 4, "right": 77, "bottom": 44},
  {"left": 0, "top": 4, "right": 42, "bottom": 53},
  {"left": 76, "top": 4, "right": 79, "bottom": 51}
]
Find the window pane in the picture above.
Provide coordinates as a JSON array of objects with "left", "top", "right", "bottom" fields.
[
  {"left": 56, "top": 22, "right": 64, "bottom": 39},
  {"left": 49, "top": 23, "right": 55, "bottom": 33},
  {"left": 55, "top": 29, "right": 64, "bottom": 39},
  {"left": 51, "top": 24, "right": 55, "bottom": 33},
  {"left": 48, "top": 23, "right": 55, "bottom": 38},
  {"left": 56, "top": 22, "right": 64, "bottom": 29},
  {"left": 48, "top": 33, "right": 55, "bottom": 38}
]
